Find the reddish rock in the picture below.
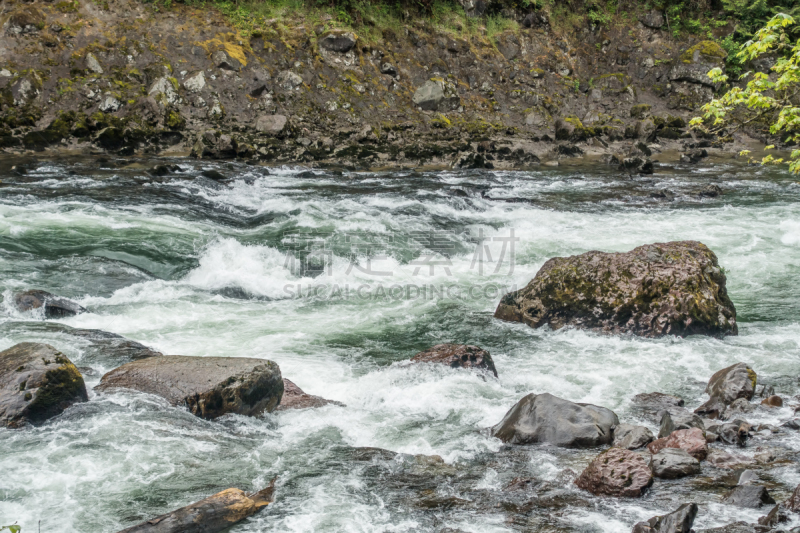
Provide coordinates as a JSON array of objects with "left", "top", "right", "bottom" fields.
[
  {"left": 761, "top": 395, "right": 783, "bottom": 407},
  {"left": 574, "top": 447, "right": 653, "bottom": 497},
  {"left": 647, "top": 428, "right": 707, "bottom": 460},
  {"left": 276, "top": 379, "right": 343, "bottom": 410},
  {"left": 410, "top": 344, "right": 497, "bottom": 377}
]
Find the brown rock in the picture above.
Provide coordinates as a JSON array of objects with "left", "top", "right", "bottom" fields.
[
  {"left": 117, "top": 479, "right": 275, "bottom": 533},
  {"left": 574, "top": 447, "right": 653, "bottom": 497},
  {"left": 13, "top": 289, "right": 86, "bottom": 318},
  {"left": 276, "top": 378, "right": 343, "bottom": 410},
  {"left": 0, "top": 343, "right": 88, "bottom": 428},
  {"left": 494, "top": 241, "right": 737, "bottom": 338},
  {"left": 96, "top": 356, "right": 283, "bottom": 419},
  {"left": 761, "top": 395, "right": 783, "bottom": 408},
  {"left": 786, "top": 483, "right": 800, "bottom": 512},
  {"left": 647, "top": 428, "right": 707, "bottom": 460},
  {"left": 410, "top": 344, "right": 497, "bottom": 377}
]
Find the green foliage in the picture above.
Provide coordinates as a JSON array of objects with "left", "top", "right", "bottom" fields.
[
  {"left": 691, "top": 14, "right": 800, "bottom": 174},
  {"left": 1, "top": 525, "right": 20, "bottom": 533}
]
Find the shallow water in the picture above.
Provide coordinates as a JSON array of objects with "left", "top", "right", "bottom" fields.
[{"left": 0, "top": 156, "right": 799, "bottom": 532}]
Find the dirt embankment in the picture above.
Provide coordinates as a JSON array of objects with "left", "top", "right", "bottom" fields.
[{"left": 0, "top": 0, "right": 756, "bottom": 169}]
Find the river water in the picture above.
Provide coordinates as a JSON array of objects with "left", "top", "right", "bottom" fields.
[{"left": 0, "top": 156, "right": 799, "bottom": 532}]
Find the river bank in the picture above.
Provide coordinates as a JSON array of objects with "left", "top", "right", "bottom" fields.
[{"left": 0, "top": 0, "right": 776, "bottom": 169}]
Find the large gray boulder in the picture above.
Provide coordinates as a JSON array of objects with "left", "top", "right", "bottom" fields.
[
  {"left": 117, "top": 480, "right": 275, "bottom": 533},
  {"left": 491, "top": 392, "right": 618, "bottom": 447},
  {"left": 650, "top": 448, "right": 701, "bottom": 479},
  {"left": 494, "top": 241, "right": 737, "bottom": 338},
  {"left": 0, "top": 343, "right": 88, "bottom": 428},
  {"left": 13, "top": 289, "right": 86, "bottom": 318},
  {"left": 695, "top": 363, "right": 757, "bottom": 419},
  {"left": 658, "top": 408, "right": 705, "bottom": 438},
  {"left": 96, "top": 356, "right": 283, "bottom": 419},
  {"left": 669, "top": 41, "right": 727, "bottom": 89},
  {"left": 632, "top": 503, "right": 698, "bottom": 533},
  {"left": 255, "top": 114, "right": 287, "bottom": 136}
]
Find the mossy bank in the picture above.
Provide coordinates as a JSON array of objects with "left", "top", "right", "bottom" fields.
[{"left": 0, "top": 0, "right": 775, "bottom": 169}]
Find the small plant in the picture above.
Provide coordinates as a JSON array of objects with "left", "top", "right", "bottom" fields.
[{"left": 1, "top": 525, "right": 20, "bottom": 533}]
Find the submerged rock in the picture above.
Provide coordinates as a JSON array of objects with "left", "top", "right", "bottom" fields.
[
  {"left": 722, "top": 485, "right": 775, "bottom": 509},
  {"left": 632, "top": 392, "right": 685, "bottom": 417},
  {"left": 632, "top": 503, "right": 698, "bottom": 533},
  {"left": 277, "top": 378, "right": 342, "bottom": 410},
  {"left": 695, "top": 363, "right": 757, "bottom": 419},
  {"left": 13, "top": 289, "right": 87, "bottom": 318},
  {"left": 649, "top": 448, "right": 700, "bottom": 479},
  {"left": 613, "top": 423, "right": 654, "bottom": 449},
  {"left": 785, "top": 483, "right": 800, "bottom": 512},
  {"left": 0, "top": 343, "right": 88, "bottom": 428},
  {"left": 491, "top": 392, "right": 618, "bottom": 447},
  {"left": 494, "top": 241, "right": 737, "bottom": 338},
  {"left": 117, "top": 479, "right": 275, "bottom": 533},
  {"left": 96, "top": 356, "right": 283, "bottom": 419},
  {"left": 574, "top": 447, "right": 653, "bottom": 497},
  {"left": 410, "top": 344, "right": 497, "bottom": 377}
]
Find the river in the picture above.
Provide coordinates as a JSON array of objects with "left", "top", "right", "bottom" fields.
[{"left": 0, "top": 155, "right": 799, "bottom": 532}]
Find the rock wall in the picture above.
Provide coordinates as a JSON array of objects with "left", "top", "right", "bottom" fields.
[{"left": 0, "top": 0, "right": 741, "bottom": 168}]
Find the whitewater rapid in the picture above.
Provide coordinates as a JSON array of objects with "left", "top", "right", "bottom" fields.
[{"left": 0, "top": 158, "right": 799, "bottom": 532}]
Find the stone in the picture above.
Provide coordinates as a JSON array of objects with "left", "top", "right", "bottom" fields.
[
  {"left": 722, "top": 485, "right": 776, "bottom": 509},
  {"left": 148, "top": 77, "right": 181, "bottom": 106},
  {"left": 276, "top": 70, "right": 303, "bottom": 90},
  {"left": 6, "top": 7, "right": 44, "bottom": 36},
  {"left": 212, "top": 50, "right": 241, "bottom": 71},
  {"left": 670, "top": 41, "right": 727, "bottom": 89},
  {"left": 494, "top": 241, "right": 737, "bottom": 338},
  {"left": 491, "top": 392, "right": 618, "bottom": 447},
  {"left": 647, "top": 428, "right": 707, "bottom": 460},
  {"left": 183, "top": 71, "right": 206, "bottom": 93},
  {"left": 707, "top": 420, "right": 750, "bottom": 446},
  {"left": 413, "top": 80, "right": 445, "bottom": 111},
  {"left": 96, "top": 356, "right": 283, "bottom": 419},
  {"left": 650, "top": 448, "right": 701, "bottom": 479},
  {"left": 695, "top": 523, "right": 760, "bottom": 533},
  {"left": 658, "top": 409, "right": 704, "bottom": 438},
  {"left": 410, "top": 344, "right": 497, "bottom": 377},
  {"left": 619, "top": 156, "right": 654, "bottom": 175},
  {"left": 11, "top": 74, "right": 41, "bottom": 106},
  {"left": 117, "top": 480, "right": 275, "bottom": 533},
  {"left": 13, "top": 289, "right": 86, "bottom": 318},
  {"left": 0, "top": 343, "right": 88, "bottom": 428},
  {"left": 255, "top": 114, "right": 287, "bottom": 136},
  {"left": 380, "top": 63, "right": 398, "bottom": 77},
  {"left": 695, "top": 363, "right": 757, "bottom": 419},
  {"left": 680, "top": 148, "right": 709, "bottom": 164},
  {"left": 700, "top": 184, "right": 722, "bottom": 197},
  {"left": 758, "top": 504, "right": 789, "bottom": 527},
  {"left": 319, "top": 32, "right": 357, "bottom": 53},
  {"left": 706, "top": 449, "right": 755, "bottom": 469},
  {"left": 574, "top": 447, "right": 653, "bottom": 497},
  {"left": 761, "top": 395, "right": 783, "bottom": 407},
  {"left": 99, "top": 95, "right": 121, "bottom": 113},
  {"left": 85, "top": 52, "right": 104, "bottom": 74},
  {"left": 276, "top": 379, "right": 342, "bottom": 410},
  {"left": 613, "top": 423, "right": 654, "bottom": 449},
  {"left": 632, "top": 503, "right": 698, "bottom": 533},
  {"left": 640, "top": 9, "right": 665, "bottom": 29}
]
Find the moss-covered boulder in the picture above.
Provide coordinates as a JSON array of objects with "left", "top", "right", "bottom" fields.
[
  {"left": 96, "top": 355, "right": 283, "bottom": 419},
  {"left": 669, "top": 41, "right": 727, "bottom": 89},
  {"left": 494, "top": 241, "right": 737, "bottom": 338},
  {"left": 0, "top": 343, "right": 88, "bottom": 428}
]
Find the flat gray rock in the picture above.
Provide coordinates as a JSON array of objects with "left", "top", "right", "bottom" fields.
[{"left": 650, "top": 448, "right": 701, "bottom": 479}]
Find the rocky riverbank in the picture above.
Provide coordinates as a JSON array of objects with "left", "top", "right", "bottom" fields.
[{"left": 0, "top": 0, "right": 771, "bottom": 170}]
